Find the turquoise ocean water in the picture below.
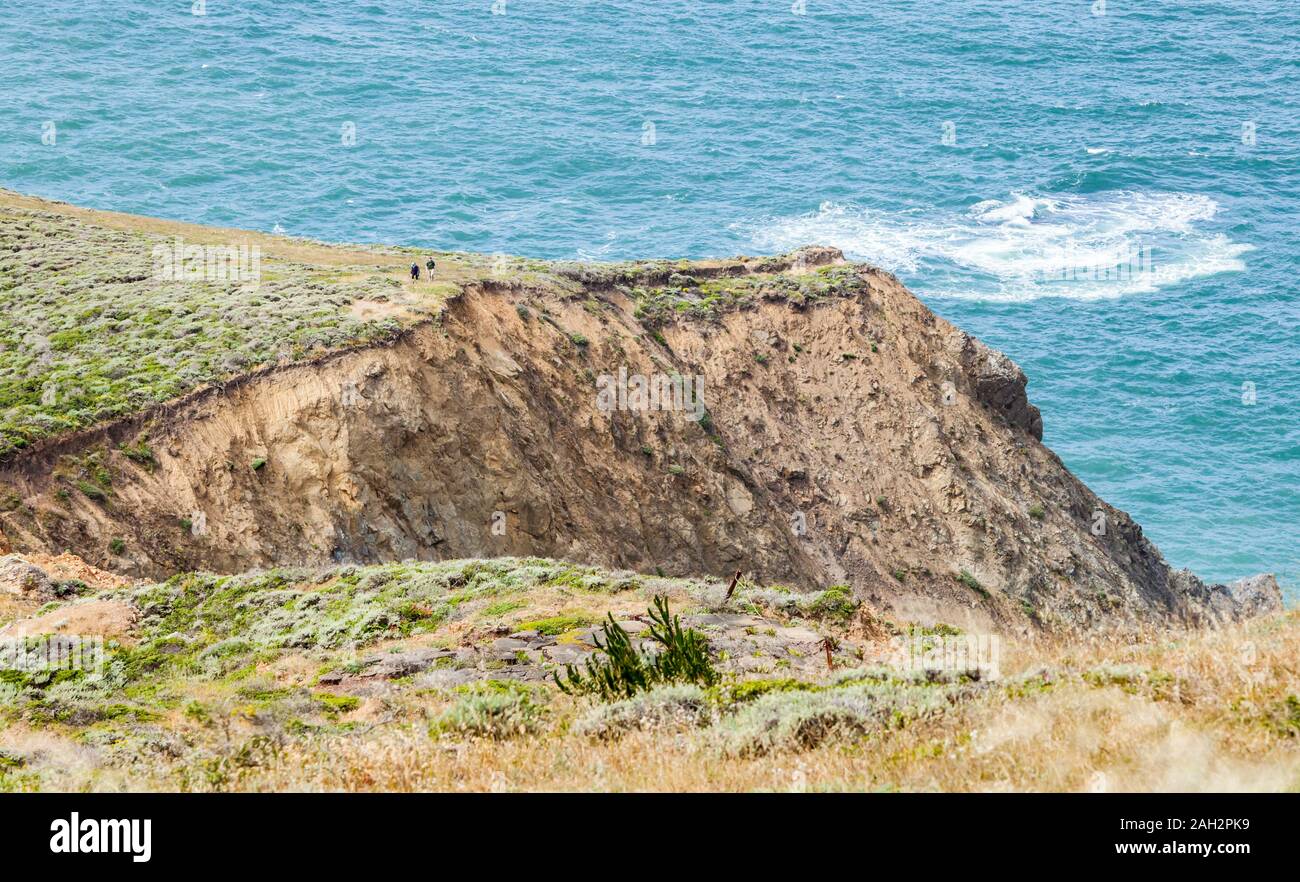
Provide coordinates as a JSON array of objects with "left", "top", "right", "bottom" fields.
[{"left": 1, "top": 1, "right": 1296, "bottom": 596}]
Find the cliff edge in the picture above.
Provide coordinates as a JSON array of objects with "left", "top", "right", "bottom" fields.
[{"left": 0, "top": 191, "right": 1281, "bottom": 632}]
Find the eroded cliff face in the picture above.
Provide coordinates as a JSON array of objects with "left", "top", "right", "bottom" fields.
[{"left": 0, "top": 248, "right": 1277, "bottom": 632}]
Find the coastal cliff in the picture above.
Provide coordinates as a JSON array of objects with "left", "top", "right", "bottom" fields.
[{"left": 0, "top": 190, "right": 1281, "bottom": 632}]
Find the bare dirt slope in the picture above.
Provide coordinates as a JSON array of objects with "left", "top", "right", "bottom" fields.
[{"left": 0, "top": 195, "right": 1279, "bottom": 633}]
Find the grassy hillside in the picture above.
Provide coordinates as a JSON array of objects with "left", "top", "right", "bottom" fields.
[
  {"left": 0, "top": 190, "right": 862, "bottom": 459},
  {"left": 1, "top": 557, "right": 1297, "bottom": 792},
  {"left": 0, "top": 192, "right": 467, "bottom": 456}
]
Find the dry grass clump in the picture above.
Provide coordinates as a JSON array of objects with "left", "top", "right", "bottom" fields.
[
  {"left": 712, "top": 677, "right": 978, "bottom": 758},
  {"left": 573, "top": 685, "right": 715, "bottom": 741},
  {"left": 430, "top": 682, "right": 549, "bottom": 740}
]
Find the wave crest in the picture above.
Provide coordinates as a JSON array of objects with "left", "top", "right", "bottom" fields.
[{"left": 746, "top": 191, "right": 1250, "bottom": 301}]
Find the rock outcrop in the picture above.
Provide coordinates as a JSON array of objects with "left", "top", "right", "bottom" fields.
[{"left": 0, "top": 203, "right": 1282, "bottom": 633}]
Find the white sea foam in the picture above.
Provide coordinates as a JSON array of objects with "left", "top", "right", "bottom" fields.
[{"left": 746, "top": 191, "right": 1251, "bottom": 302}]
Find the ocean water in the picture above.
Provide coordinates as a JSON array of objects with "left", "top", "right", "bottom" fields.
[{"left": 1, "top": 1, "right": 1296, "bottom": 596}]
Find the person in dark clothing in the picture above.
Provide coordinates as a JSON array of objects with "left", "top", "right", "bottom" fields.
[
  {"left": 410, "top": 262, "right": 420, "bottom": 281},
  {"left": 425, "top": 257, "right": 436, "bottom": 278}
]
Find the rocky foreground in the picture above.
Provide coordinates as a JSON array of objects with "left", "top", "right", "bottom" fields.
[{"left": 1, "top": 554, "right": 1297, "bottom": 792}]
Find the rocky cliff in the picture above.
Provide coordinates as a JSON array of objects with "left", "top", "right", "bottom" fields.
[{"left": 0, "top": 193, "right": 1280, "bottom": 632}]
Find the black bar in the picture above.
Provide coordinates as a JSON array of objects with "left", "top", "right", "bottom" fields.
[{"left": 2, "top": 793, "right": 1284, "bottom": 868}]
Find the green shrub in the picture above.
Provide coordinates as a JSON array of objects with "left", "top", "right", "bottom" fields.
[
  {"left": 1271, "top": 695, "right": 1300, "bottom": 737},
  {"left": 75, "top": 480, "right": 107, "bottom": 501},
  {"left": 431, "top": 681, "right": 544, "bottom": 739},
  {"left": 574, "top": 685, "right": 713, "bottom": 740},
  {"left": 313, "top": 692, "right": 361, "bottom": 715},
  {"left": 120, "top": 439, "right": 155, "bottom": 468},
  {"left": 711, "top": 678, "right": 812, "bottom": 706},
  {"left": 956, "top": 569, "right": 986, "bottom": 596},
  {"left": 554, "top": 595, "right": 718, "bottom": 700},
  {"left": 714, "top": 679, "right": 965, "bottom": 757},
  {"left": 803, "top": 584, "right": 859, "bottom": 622}
]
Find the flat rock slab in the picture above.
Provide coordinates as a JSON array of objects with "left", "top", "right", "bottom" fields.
[
  {"left": 686, "top": 613, "right": 768, "bottom": 630},
  {"left": 544, "top": 644, "right": 593, "bottom": 665},
  {"left": 322, "top": 648, "right": 454, "bottom": 684},
  {"left": 773, "top": 626, "right": 823, "bottom": 643}
]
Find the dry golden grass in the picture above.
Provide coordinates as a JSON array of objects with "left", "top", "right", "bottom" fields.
[
  {"left": 3, "top": 554, "right": 1295, "bottom": 793},
  {"left": 89, "top": 611, "right": 1299, "bottom": 794}
]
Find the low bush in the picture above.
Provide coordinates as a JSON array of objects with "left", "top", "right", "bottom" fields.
[{"left": 554, "top": 595, "right": 718, "bottom": 700}]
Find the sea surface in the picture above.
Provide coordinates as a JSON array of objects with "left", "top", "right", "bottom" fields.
[{"left": 2, "top": 1, "right": 1296, "bottom": 596}]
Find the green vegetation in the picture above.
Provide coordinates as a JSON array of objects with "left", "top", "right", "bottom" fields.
[
  {"left": 76, "top": 480, "right": 107, "bottom": 501},
  {"left": 0, "top": 207, "right": 408, "bottom": 457},
  {"left": 574, "top": 684, "right": 714, "bottom": 740},
  {"left": 555, "top": 595, "right": 719, "bottom": 700},
  {"left": 1028, "top": 503, "right": 1045, "bottom": 520},
  {"left": 956, "top": 569, "right": 986, "bottom": 596},
  {"left": 483, "top": 599, "right": 525, "bottom": 617},
  {"left": 713, "top": 677, "right": 968, "bottom": 757},
  {"left": 801, "top": 584, "right": 859, "bottom": 623},
  {"left": 0, "top": 554, "right": 1295, "bottom": 791},
  {"left": 630, "top": 264, "right": 868, "bottom": 328},
  {"left": 431, "top": 681, "right": 547, "bottom": 739},
  {"left": 1271, "top": 694, "right": 1300, "bottom": 737},
  {"left": 516, "top": 613, "right": 596, "bottom": 636},
  {"left": 119, "top": 438, "right": 156, "bottom": 468},
  {"left": 314, "top": 692, "right": 361, "bottom": 715}
]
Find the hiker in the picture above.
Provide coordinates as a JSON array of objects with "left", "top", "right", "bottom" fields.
[
  {"left": 425, "top": 257, "right": 436, "bottom": 279},
  {"left": 409, "top": 262, "right": 420, "bottom": 281}
]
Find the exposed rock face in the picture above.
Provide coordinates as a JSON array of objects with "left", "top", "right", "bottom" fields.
[
  {"left": 1223, "top": 574, "right": 1285, "bottom": 620},
  {"left": 0, "top": 249, "right": 1279, "bottom": 632},
  {"left": 0, "top": 554, "right": 52, "bottom": 598},
  {"left": 951, "top": 332, "right": 1044, "bottom": 441}
]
